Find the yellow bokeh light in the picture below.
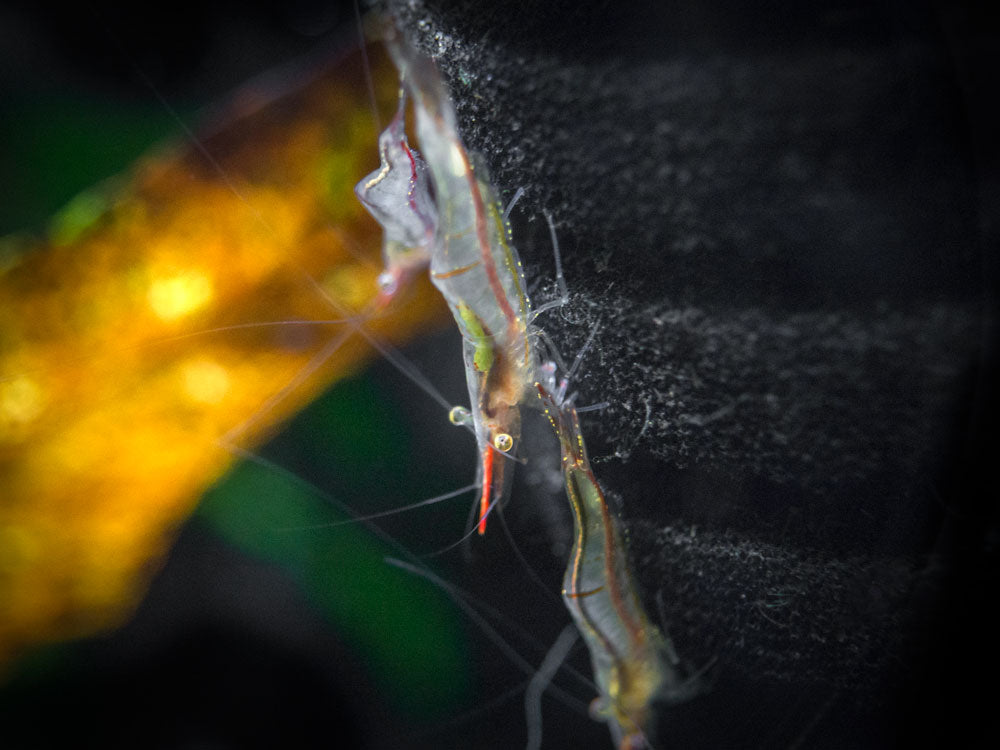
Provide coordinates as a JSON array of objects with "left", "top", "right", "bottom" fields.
[
  {"left": 180, "top": 357, "right": 231, "bottom": 404},
  {"left": 0, "top": 376, "right": 44, "bottom": 426},
  {"left": 147, "top": 270, "right": 214, "bottom": 320}
]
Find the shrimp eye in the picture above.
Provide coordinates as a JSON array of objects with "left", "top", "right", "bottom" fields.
[
  {"left": 449, "top": 406, "right": 472, "bottom": 426},
  {"left": 493, "top": 433, "right": 514, "bottom": 452}
]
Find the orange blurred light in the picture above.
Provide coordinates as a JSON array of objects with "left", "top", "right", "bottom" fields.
[{"left": 0, "top": 45, "right": 449, "bottom": 665}]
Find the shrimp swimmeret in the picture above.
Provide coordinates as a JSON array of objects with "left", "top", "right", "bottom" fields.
[{"left": 356, "top": 26, "right": 542, "bottom": 535}]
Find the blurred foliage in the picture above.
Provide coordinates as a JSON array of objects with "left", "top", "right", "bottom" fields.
[
  {"left": 197, "top": 377, "right": 469, "bottom": 715},
  {"left": 0, "top": 40, "right": 467, "bottom": 714}
]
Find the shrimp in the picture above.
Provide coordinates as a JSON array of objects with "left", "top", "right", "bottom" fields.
[
  {"left": 356, "top": 23, "right": 541, "bottom": 535},
  {"left": 355, "top": 25, "right": 705, "bottom": 748},
  {"left": 536, "top": 385, "right": 696, "bottom": 750}
]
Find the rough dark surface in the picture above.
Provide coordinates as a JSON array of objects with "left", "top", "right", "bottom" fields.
[
  {"left": 386, "top": 0, "right": 982, "bottom": 505},
  {"left": 381, "top": 0, "right": 998, "bottom": 747}
]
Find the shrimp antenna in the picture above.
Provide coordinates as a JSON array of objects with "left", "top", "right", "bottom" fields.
[
  {"left": 274, "top": 483, "right": 479, "bottom": 531},
  {"left": 564, "top": 324, "right": 600, "bottom": 382},
  {"left": 89, "top": 6, "right": 285, "bottom": 242},
  {"left": 221, "top": 326, "right": 355, "bottom": 446},
  {"left": 384, "top": 557, "right": 594, "bottom": 709},
  {"left": 226, "top": 444, "right": 424, "bottom": 566},
  {"left": 525, "top": 625, "right": 580, "bottom": 750},
  {"left": 502, "top": 187, "right": 526, "bottom": 225},
  {"left": 532, "top": 209, "right": 570, "bottom": 318},
  {"left": 575, "top": 401, "right": 611, "bottom": 414},
  {"left": 549, "top": 324, "right": 601, "bottom": 405},
  {"left": 495, "top": 507, "right": 564, "bottom": 605},
  {"left": 353, "top": 0, "right": 382, "bottom": 134},
  {"left": 362, "top": 334, "right": 455, "bottom": 413},
  {"left": 424, "top": 496, "right": 503, "bottom": 558}
]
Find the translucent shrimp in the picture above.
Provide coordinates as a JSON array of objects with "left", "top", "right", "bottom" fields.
[
  {"left": 537, "top": 385, "right": 694, "bottom": 750},
  {"left": 355, "top": 24, "right": 705, "bottom": 746},
  {"left": 357, "top": 24, "right": 539, "bottom": 535}
]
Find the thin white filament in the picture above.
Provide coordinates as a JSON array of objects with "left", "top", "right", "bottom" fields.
[{"left": 525, "top": 625, "right": 579, "bottom": 750}]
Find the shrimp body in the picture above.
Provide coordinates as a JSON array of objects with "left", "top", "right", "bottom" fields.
[
  {"left": 429, "top": 166, "right": 533, "bottom": 533},
  {"left": 364, "top": 28, "right": 537, "bottom": 533},
  {"left": 538, "top": 387, "right": 682, "bottom": 750}
]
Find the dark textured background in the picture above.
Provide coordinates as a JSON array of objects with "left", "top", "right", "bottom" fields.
[
  {"left": 1, "top": 0, "right": 996, "bottom": 747},
  {"left": 379, "top": 1, "right": 997, "bottom": 745}
]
